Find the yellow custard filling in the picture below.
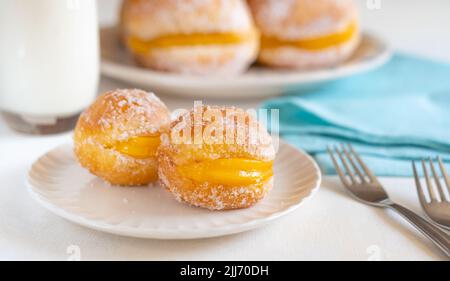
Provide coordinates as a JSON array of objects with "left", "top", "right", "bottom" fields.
[
  {"left": 128, "top": 31, "right": 257, "bottom": 54},
  {"left": 261, "top": 22, "right": 357, "bottom": 51},
  {"left": 178, "top": 158, "right": 274, "bottom": 186},
  {"left": 114, "top": 136, "right": 160, "bottom": 159}
]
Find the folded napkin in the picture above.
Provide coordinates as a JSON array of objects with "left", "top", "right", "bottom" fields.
[{"left": 263, "top": 54, "right": 450, "bottom": 176}]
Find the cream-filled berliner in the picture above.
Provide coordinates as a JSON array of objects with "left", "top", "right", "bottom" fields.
[
  {"left": 248, "top": 0, "right": 360, "bottom": 69},
  {"left": 74, "top": 89, "right": 171, "bottom": 186},
  {"left": 120, "top": 0, "right": 259, "bottom": 75},
  {"left": 158, "top": 106, "right": 275, "bottom": 210}
]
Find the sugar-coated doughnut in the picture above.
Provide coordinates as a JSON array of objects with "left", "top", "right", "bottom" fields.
[
  {"left": 158, "top": 106, "right": 275, "bottom": 210},
  {"left": 120, "top": 0, "right": 259, "bottom": 75},
  {"left": 74, "top": 89, "right": 171, "bottom": 186},
  {"left": 247, "top": 0, "right": 360, "bottom": 69}
]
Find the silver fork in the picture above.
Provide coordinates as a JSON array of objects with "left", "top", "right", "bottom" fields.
[
  {"left": 328, "top": 144, "right": 450, "bottom": 257},
  {"left": 413, "top": 158, "right": 450, "bottom": 230}
]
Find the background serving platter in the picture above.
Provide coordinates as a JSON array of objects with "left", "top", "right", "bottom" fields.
[
  {"left": 100, "top": 27, "right": 391, "bottom": 99},
  {"left": 27, "top": 140, "right": 321, "bottom": 240}
]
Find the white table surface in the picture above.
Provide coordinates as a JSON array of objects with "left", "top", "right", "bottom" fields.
[{"left": 1, "top": 0, "right": 450, "bottom": 261}]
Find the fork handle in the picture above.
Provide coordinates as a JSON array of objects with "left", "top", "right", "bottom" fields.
[{"left": 388, "top": 203, "right": 450, "bottom": 257}]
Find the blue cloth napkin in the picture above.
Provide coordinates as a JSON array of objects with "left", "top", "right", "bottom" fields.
[{"left": 262, "top": 54, "right": 450, "bottom": 176}]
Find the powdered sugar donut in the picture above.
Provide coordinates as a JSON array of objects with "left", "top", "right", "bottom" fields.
[
  {"left": 248, "top": 0, "right": 360, "bottom": 69},
  {"left": 121, "top": 0, "right": 259, "bottom": 75},
  {"left": 157, "top": 106, "right": 275, "bottom": 210},
  {"left": 74, "top": 89, "right": 171, "bottom": 186}
]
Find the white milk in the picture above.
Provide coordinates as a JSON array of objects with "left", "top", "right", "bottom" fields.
[{"left": 0, "top": 0, "right": 99, "bottom": 120}]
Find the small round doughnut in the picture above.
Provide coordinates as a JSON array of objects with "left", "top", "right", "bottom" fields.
[
  {"left": 247, "top": 0, "right": 360, "bottom": 69},
  {"left": 120, "top": 0, "right": 259, "bottom": 75},
  {"left": 158, "top": 106, "right": 275, "bottom": 210},
  {"left": 74, "top": 89, "right": 171, "bottom": 186}
]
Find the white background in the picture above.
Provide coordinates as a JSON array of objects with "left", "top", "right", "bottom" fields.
[{"left": 1, "top": 0, "right": 450, "bottom": 260}]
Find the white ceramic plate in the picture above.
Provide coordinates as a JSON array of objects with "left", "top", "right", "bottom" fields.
[
  {"left": 101, "top": 27, "right": 391, "bottom": 98},
  {"left": 27, "top": 140, "right": 321, "bottom": 239}
]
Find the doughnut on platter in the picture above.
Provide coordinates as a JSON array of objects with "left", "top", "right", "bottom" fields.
[
  {"left": 100, "top": 26, "right": 391, "bottom": 98},
  {"left": 27, "top": 140, "right": 320, "bottom": 239}
]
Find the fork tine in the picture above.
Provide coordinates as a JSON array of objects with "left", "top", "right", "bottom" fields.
[
  {"left": 341, "top": 144, "right": 366, "bottom": 183},
  {"left": 412, "top": 161, "right": 428, "bottom": 205},
  {"left": 334, "top": 146, "right": 357, "bottom": 184},
  {"left": 327, "top": 146, "right": 351, "bottom": 186},
  {"left": 429, "top": 158, "right": 446, "bottom": 202},
  {"left": 347, "top": 144, "right": 377, "bottom": 182},
  {"left": 437, "top": 157, "right": 450, "bottom": 201},
  {"left": 422, "top": 159, "right": 438, "bottom": 202}
]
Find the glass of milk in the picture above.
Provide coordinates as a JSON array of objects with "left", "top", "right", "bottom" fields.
[{"left": 0, "top": 0, "right": 99, "bottom": 134}]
